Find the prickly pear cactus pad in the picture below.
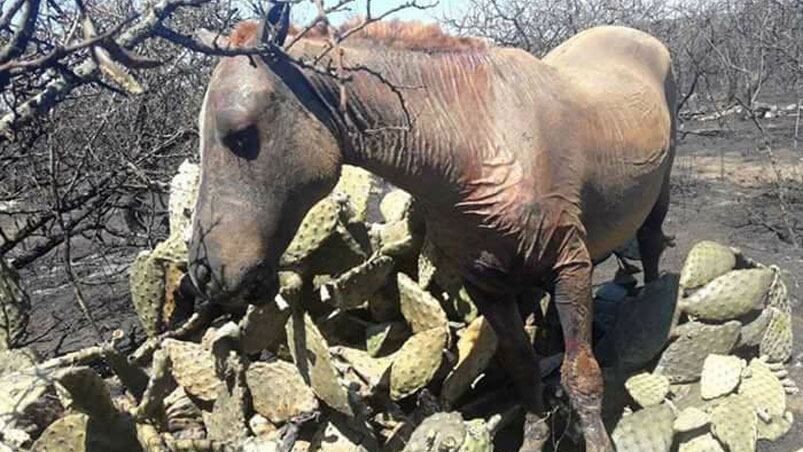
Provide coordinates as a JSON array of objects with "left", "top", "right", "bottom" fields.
[
  {"left": 403, "top": 412, "right": 466, "bottom": 452},
  {"left": 332, "top": 165, "right": 375, "bottom": 222},
  {"left": 0, "top": 347, "right": 37, "bottom": 376},
  {"left": 246, "top": 361, "right": 318, "bottom": 424},
  {"left": 286, "top": 313, "right": 353, "bottom": 416},
  {"left": 611, "top": 404, "right": 675, "bottom": 452},
  {"left": 168, "top": 160, "right": 200, "bottom": 237},
  {"left": 0, "top": 258, "right": 30, "bottom": 350},
  {"left": 624, "top": 373, "right": 670, "bottom": 407},
  {"left": 654, "top": 320, "right": 741, "bottom": 383},
  {"left": 602, "top": 273, "right": 679, "bottom": 372},
  {"left": 331, "top": 346, "right": 395, "bottom": 394},
  {"left": 390, "top": 327, "right": 447, "bottom": 400},
  {"left": 162, "top": 338, "right": 222, "bottom": 402},
  {"left": 239, "top": 296, "right": 291, "bottom": 355},
  {"left": 710, "top": 394, "right": 757, "bottom": 452},
  {"left": 205, "top": 380, "right": 250, "bottom": 444},
  {"left": 679, "top": 241, "right": 736, "bottom": 289},
  {"left": 759, "top": 306, "right": 793, "bottom": 363},
  {"left": 738, "top": 359, "right": 785, "bottom": 420},
  {"left": 398, "top": 272, "right": 449, "bottom": 334},
  {"left": 0, "top": 367, "right": 55, "bottom": 421},
  {"left": 280, "top": 197, "right": 342, "bottom": 267},
  {"left": 679, "top": 268, "right": 773, "bottom": 321},
  {"left": 130, "top": 250, "right": 165, "bottom": 338},
  {"left": 441, "top": 316, "right": 498, "bottom": 405},
  {"left": 380, "top": 189, "right": 412, "bottom": 224},
  {"left": 30, "top": 413, "right": 141, "bottom": 452},
  {"left": 328, "top": 254, "right": 394, "bottom": 309},
  {"left": 365, "top": 321, "right": 410, "bottom": 357},
  {"left": 739, "top": 307, "right": 773, "bottom": 347},
  {"left": 677, "top": 433, "right": 725, "bottom": 452},
  {"left": 673, "top": 406, "right": 710, "bottom": 433},
  {"left": 700, "top": 354, "right": 744, "bottom": 400},
  {"left": 56, "top": 367, "right": 117, "bottom": 419},
  {"left": 151, "top": 231, "right": 189, "bottom": 264}
]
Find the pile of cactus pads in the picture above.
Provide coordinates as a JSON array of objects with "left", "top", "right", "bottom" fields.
[{"left": 0, "top": 161, "right": 798, "bottom": 452}]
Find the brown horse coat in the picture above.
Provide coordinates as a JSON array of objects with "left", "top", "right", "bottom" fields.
[{"left": 191, "top": 21, "right": 676, "bottom": 452}]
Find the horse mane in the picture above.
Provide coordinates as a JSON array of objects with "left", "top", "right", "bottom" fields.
[{"left": 229, "top": 18, "right": 489, "bottom": 53}]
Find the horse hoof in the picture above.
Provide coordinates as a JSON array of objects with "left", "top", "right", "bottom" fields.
[{"left": 520, "top": 413, "right": 549, "bottom": 452}]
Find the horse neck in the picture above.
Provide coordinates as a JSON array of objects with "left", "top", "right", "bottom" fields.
[{"left": 294, "top": 43, "right": 499, "bottom": 208}]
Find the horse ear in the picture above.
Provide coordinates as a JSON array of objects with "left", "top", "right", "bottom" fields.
[{"left": 263, "top": 1, "right": 291, "bottom": 47}]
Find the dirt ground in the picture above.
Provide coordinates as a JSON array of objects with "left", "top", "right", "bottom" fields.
[{"left": 11, "top": 110, "right": 803, "bottom": 450}]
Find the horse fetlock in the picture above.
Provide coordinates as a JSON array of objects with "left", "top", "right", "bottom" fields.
[{"left": 521, "top": 412, "right": 549, "bottom": 452}]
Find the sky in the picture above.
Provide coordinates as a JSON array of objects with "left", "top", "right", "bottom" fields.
[{"left": 290, "top": 0, "right": 463, "bottom": 25}]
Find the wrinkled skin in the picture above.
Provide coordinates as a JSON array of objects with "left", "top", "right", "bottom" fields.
[{"left": 189, "top": 21, "right": 676, "bottom": 452}]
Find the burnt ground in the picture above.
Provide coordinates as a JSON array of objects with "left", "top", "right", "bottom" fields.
[{"left": 8, "top": 110, "right": 803, "bottom": 450}]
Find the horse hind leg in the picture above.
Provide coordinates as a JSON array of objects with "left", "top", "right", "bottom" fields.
[{"left": 637, "top": 177, "right": 674, "bottom": 283}]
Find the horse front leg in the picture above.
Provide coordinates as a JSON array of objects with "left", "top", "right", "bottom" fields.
[
  {"left": 552, "top": 252, "right": 613, "bottom": 452},
  {"left": 464, "top": 282, "right": 549, "bottom": 451}
]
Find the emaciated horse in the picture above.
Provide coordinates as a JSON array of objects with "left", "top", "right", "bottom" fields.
[{"left": 188, "top": 11, "right": 677, "bottom": 451}]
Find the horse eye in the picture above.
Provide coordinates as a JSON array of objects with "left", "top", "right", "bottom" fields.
[{"left": 222, "top": 125, "right": 260, "bottom": 160}]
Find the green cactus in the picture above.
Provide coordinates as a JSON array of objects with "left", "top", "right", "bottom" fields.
[
  {"left": 246, "top": 360, "right": 318, "bottom": 424},
  {"left": 133, "top": 348, "right": 173, "bottom": 423},
  {"left": 680, "top": 241, "right": 736, "bottom": 289},
  {"left": 0, "top": 347, "right": 37, "bottom": 376},
  {"left": 380, "top": 189, "right": 413, "bottom": 224},
  {"left": 759, "top": 306, "right": 793, "bottom": 363},
  {"left": 389, "top": 326, "right": 447, "bottom": 401},
  {"left": 598, "top": 274, "right": 679, "bottom": 373},
  {"left": 331, "top": 346, "right": 395, "bottom": 396},
  {"left": 398, "top": 273, "right": 449, "bottom": 334},
  {"left": 441, "top": 316, "right": 497, "bottom": 406},
  {"left": 328, "top": 254, "right": 395, "bottom": 309},
  {"left": 163, "top": 387, "right": 204, "bottom": 436},
  {"left": 0, "top": 258, "right": 30, "bottom": 350},
  {"left": 757, "top": 411, "right": 793, "bottom": 441},
  {"left": 281, "top": 197, "right": 343, "bottom": 267},
  {"left": 162, "top": 339, "right": 222, "bottom": 402},
  {"left": 332, "top": 165, "right": 375, "bottom": 223},
  {"left": 677, "top": 433, "right": 725, "bottom": 452},
  {"left": 168, "top": 160, "right": 200, "bottom": 237},
  {"left": 286, "top": 312, "right": 353, "bottom": 416},
  {"left": 402, "top": 412, "right": 470, "bottom": 452},
  {"left": 679, "top": 268, "right": 773, "bottom": 321},
  {"left": 417, "top": 238, "right": 462, "bottom": 292},
  {"left": 239, "top": 301, "right": 291, "bottom": 356},
  {"left": 130, "top": 251, "right": 166, "bottom": 338},
  {"left": 611, "top": 404, "right": 675, "bottom": 452},
  {"left": 205, "top": 379, "right": 249, "bottom": 444},
  {"left": 699, "top": 354, "right": 744, "bottom": 400},
  {"left": 31, "top": 413, "right": 142, "bottom": 452},
  {"left": 738, "top": 359, "right": 785, "bottom": 419},
  {"left": 710, "top": 394, "right": 757, "bottom": 452},
  {"left": 366, "top": 321, "right": 410, "bottom": 357},
  {"left": 0, "top": 366, "right": 57, "bottom": 422},
  {"left": 654, "top": 321, "right": 741, "bottom": 383},
  {"left": 375, "top": 219, "right": 420, "bottom": 258},
  {"left": 738, "top": 307, "right": 773, "bottom": 347},
  {"left": 624, "top": 373, "right": 670, "bottom": 408},
  {"left": 151, "top": 232, "right": 189, "bottom": 265},
  {"left": 673, "top": 407, "right": 710, "bottom": 433},
  {"left": 57, "top": 367, "right": 118, "bottom": 420}
]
